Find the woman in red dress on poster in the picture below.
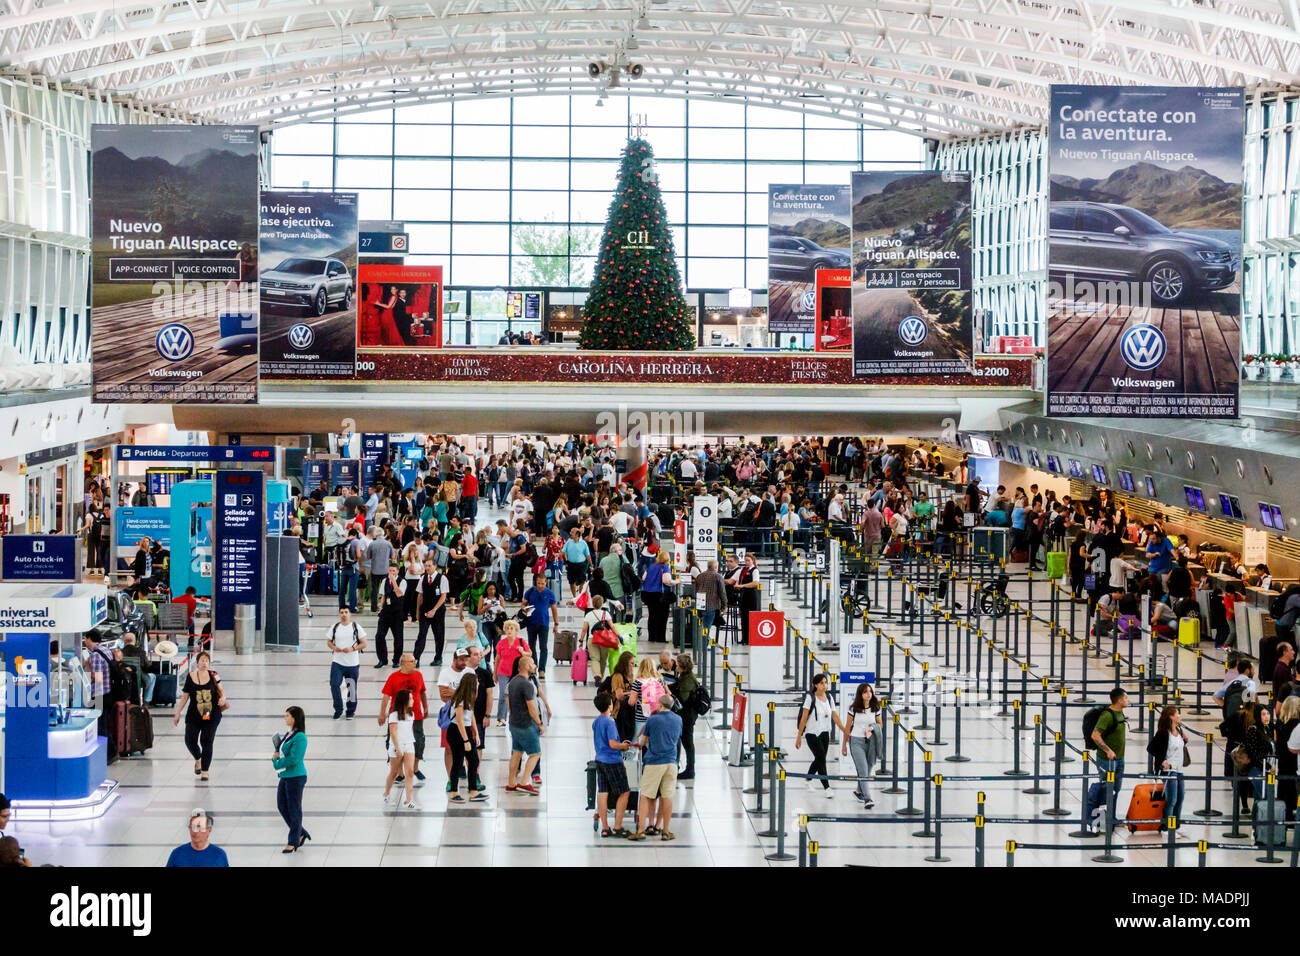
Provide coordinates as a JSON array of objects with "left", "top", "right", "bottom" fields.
[{"left": 377, "top": 286, "right": 405, "bottom": 346}]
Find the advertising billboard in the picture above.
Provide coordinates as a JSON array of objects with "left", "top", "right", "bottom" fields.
[
  {"left": 258, "top": 191, "right": 359, "bottom": 379},
  {"left": 768, "top": 185, "right": 851, "bottom": 334},
  {"left": 1046, "top": 85, "right": 1242, "bottom": 418},
  {"left": 850, "top": 170, "right": 973, "bottom": 376},
  {"left": 90, "top": 124, "right": 260, "bottom": 404},
  {"left": 357, "top": 264, "right": 443, "bottom": 351},
  {"left": 814, "top": 268, "right": 851, "bottom": 352}
]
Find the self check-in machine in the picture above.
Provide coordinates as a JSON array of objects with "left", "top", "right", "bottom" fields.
[{"left": 0, "top": 584, "right": 111, "bottom": 803}]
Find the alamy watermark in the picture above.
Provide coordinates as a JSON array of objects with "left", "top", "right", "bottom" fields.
[{"left": 595, "top": 403, "right": 706, "bottom": 450}]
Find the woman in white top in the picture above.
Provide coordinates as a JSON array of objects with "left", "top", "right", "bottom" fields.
[
  {"left": 383, "top": 689, "right": 419, "bottom": 810},
  {"left": 795, "top": 673, "right": 846, "bottom": 797},
  {"left": 402, "top": 542, "right": 423, "bottom": 622},
  {"left": 841, "top": 683, "right": 884, "bottom": 808},
  {"left": 1146, "top": 704, "right": 1190, "bottom": 825},
  {"left": 579, "top": 594, "right": 617, "bottom": 682}
]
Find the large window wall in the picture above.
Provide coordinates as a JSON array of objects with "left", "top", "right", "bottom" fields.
[
  {"left": 268, "top": 93, "right": 922, "bottom": 306},
  {"left": 1243, "top": 91, "right": 1300, "bottom": 359}
]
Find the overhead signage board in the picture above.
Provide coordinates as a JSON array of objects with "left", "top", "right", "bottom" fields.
[
  {"left": 90, "top": 124, "right": 260, "bottom": 404},
  {"left": 115, "top": 445, "right": 274, "bottom": 463},
  {"left": 1046, "top": 85, "right": 1242, "bottom": 418},
  {"left": 258, "top": 190, "right": 360, "bottom": 379},
  {"left": 768, "top": 185, "right": 851, "bottom": 334},
  {"left": 1, "top": 536, "right": 80, "bottom": 582},
  {"left": 213, "top": 470, "right": 264, "bottom": 630},
  {"left": 851, "top": 169, "right": 973, "bottom": 376}
]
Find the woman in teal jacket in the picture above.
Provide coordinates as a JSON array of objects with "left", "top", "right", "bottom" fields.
[{"left": 272, "top": 706, "right": 310, "bottom": 853}]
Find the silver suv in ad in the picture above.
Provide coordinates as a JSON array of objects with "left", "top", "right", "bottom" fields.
[
  {"left": 769, "top": 236, "right": 850, "bottom": 281},
  {"left": 260, "top": 257, "right": 354, "bottom": 316},
  {"left": 1049, "top": 201, "right": 1237, "bottom": 305}
]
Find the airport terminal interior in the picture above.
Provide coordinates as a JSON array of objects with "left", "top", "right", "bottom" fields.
[{"left": 4, "top": 1, "right": 1300, "bottom": 880}]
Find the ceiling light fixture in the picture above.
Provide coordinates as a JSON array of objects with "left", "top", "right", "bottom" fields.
[
  {"left": 627, "top": 34, "right": 639, "bottom": 50},
  {"left": 637, "top": 13, "right": 651, "bottom": 29}
]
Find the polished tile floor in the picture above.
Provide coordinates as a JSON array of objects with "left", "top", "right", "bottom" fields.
[{"left": 7, "top": 513, "right": 1281, "bottom": 867}]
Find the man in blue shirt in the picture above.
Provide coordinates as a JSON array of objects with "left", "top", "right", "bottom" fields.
[
  {"left": 1145, "top": 527, "right": 1175, "bottom": 582},
  {"left": 628, "top": 694, "right": 684, "bottom": 842},
  {"left": 165, "top": 809, "right": 230, "bottom": 867},
  {"left": 591, "top": 692, "right": 634, "bottom": 835},
  {"left": 522, "top": 573, "right": 559, "bottom": 680},
  {"left": 562, "top": 526, "right": 592, "bottom": 598}
]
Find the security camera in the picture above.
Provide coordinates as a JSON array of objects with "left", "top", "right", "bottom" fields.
[{"left": 628, "top": 63, "right": 644, "bottom": 78}]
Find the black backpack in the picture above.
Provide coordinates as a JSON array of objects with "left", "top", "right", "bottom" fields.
[
  {"left": 1220, "top": 679, "right": 1247, "bottom": 730},
  {"left": 694, "top": 684, "right": 712, "bottom": 716},
  {"left": 1270, "top": 585, "right": 1300, "bottom": 620},
  {"left": 620, "top": 559, "right": 641, "bottom": 595},
  {"left": 96, "top": 647, "right": 136, "bottom": 704},
  {"left": 1081, "top": 704, "right": 1107, "bottom": 751}
]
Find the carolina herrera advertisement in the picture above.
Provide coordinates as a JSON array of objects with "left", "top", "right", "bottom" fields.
[
  {"left": 851, "top": 170, "right": 972, "bottom": 375},
  {"left": 814, "top": 268, "right": 851, "bottom": 352},
  {"left": 768, "top": 185, "right": 851, "bottom": 334},
  {"left": 1047, "top": 85, "right": 1243, "bottom": 418},
  {"left": 258, "top": 191, "right": 359, "bottom": 379},
  {"left": 357, "top": 264, "right": 443, "bottom": 354},
  {"left": 90, "top": 125, "right": 259, "bottom": 404}
]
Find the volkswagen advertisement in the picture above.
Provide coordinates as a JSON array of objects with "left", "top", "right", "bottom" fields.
[
  {"left": 258, "top": 191, "right": 359, "bottom": 379},
  {"left": 1046, "top": 85, "right": 1243, "bottom": 418},
  {"left": 850, "top": 170, "right": 972, "bottom": 376},
  {"left": 91, "top": 125, "right": 260, "bottom": 404},
  {"left": 768, "top": 185, "right": 851, "bottom": 335}
]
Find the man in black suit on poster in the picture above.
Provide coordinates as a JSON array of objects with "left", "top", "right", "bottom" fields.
[{"left": 392, "top": 287, "right": 414, "bottom": 345}]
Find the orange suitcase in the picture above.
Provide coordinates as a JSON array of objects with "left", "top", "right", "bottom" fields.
[{"left": 1126, "top": 782, "right": 1167, "bottom": 832}]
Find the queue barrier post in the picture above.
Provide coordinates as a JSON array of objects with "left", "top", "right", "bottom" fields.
[
  {"left": 1024, "top": 714, "right": 1048, "bottom": 794},
  {"left": 1054, "top": 686, "right": 1074, "bottom": 763},
  {"left": 884, "top": 712, "right": 904, "bottom": 794},
  {"left": 759, "top": 750, "right": 783, "bottom": 838},
  {"left": 1198, "top": 840, "right": 1208, "bottom": 868},
  {"left": 764, "top": 771, "right": 796, "bottom": 861},
  {"left": 925, "top": 774, "right": 950, "bottom": 863},
  {"left": 1166, "top": 816, "right": 1178, "bottom": 868},
  {"left": 809, "top": 840, "right": 819, "bottom": 868},
  {"left": 929, "top": 675, "right": 946, "bottom": 746},
  {"left": 1224, "top": 763, "right": 1248, "bottom": 840},
  {"left": 798, "top": 814, "right": 808, "bottom": 867},
  {"left": 945, "top": 687, "right": 969, "bottom": 763},
  {"left": 1257, "top": 772, "right": 1284, "bottom": 864},
  {"left": 1044, "top": 733, "right": 1070, "bottom": 815},
  {"left": 1070, "top": 750, "right": 1098, "bottom": 839},
  {"left": 974, "top": 792, "right": 985, "bottom": 867},
  {"left": 1290, "top": 798, "right": 1300, "bottom": 869},
  {"left": 1194, "top": 732, "right": 1223, "bottom": 818},
  {"left": 1006, "top": 840, "right": 1016, "bottom": 868},
  {"left": 897, "top": 730, "right": 922, "bottom": 815},
  {"left": 1093, "top": 769, "right": 1123, "bottom": 863},
  {"left": 912, "top": 751, "right": 935, "bottom": 837}
]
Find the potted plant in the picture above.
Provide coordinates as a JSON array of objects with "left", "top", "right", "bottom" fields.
[
  {"left": 1270, "top": 354, "right": 1288, "bottom": 382},
  {"left": 1290, "top": 354, "right": 1300, "bottom": 382},
  {"left": 1243, "top": 354, "right": 1261, "bottom": 381}
]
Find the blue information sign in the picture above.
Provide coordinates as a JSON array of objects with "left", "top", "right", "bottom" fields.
[
  {"left": 214, "top": 471, "right": 264, "bottom": 630},
  {"left": 330, "top": 459, "right": 361, "bottom": 491},
  {"left": 116, "top": 445, "right": 274, "bottom": 463},
  {"left": 118, "top": 507, "right": 171, "bottom": 548},
  {"left": 1, "top": 535, "right": 78, "bottom": 581},
  {"left": 361, "top": 433, "right": 388, "bottom": 486},
  {"left": 303, "top": 457, "right": 329, "bottom": 488}
]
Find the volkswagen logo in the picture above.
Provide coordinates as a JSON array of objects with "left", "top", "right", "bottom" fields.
[
  {"left": 898, "top": 315, "right": 928, "bottom": 346},
  {"left": 288, "top": 323, "right": 315, "bottom": 350},
  {"left": 1120, "top": 323, "right": 1167, "bottom": 371},
  {"left": 800, "top": 290, "right": 816, "bottom": 313},
  {"left": 155, "top": 323, "right": 194, "bottom": 362}
]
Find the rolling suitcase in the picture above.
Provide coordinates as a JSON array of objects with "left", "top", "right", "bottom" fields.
[
  {"left": 1177, "top": 615, "right": 1201, "bottom": 646},
  {"left": 1125, "top": 782, "right": 1167, "bottom": 832},
  {"left": 571, "top": 647, "right": 589, "bottom": 685},
  {"left": 112, "top": 701, "right": 130, "bottom": 760},
  {"left": 552, "top": 629, "right": 576, "bottom": 664},
  {"left": 1254, "top": 799, "right": 1287, "bottom": 846},
  {"left": 1045, "top": 551, "right": 1066, "bottom": 580},
  {"left": 126, "top": 704, "right": 154, "bottom": 755},
  {"left": 318, "top": 564, "right": 337, "bottom": 594},
  {"left": 152, "top": 670, "right": 178, "bottom": 707},
  {"left": 585, "top": 760, "right": 599, "bottom": 811}
]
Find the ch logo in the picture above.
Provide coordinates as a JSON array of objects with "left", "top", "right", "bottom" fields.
[
  {"left": 801, "top": 290, "right": 816, "bottom": 312},
  {"left": 155, "top": 323, "right": 194, "bottom": 362},
  {"left": 15, "top": 656, "right": 38, "bottom": 676},
  {"left": 1120, "top": 323, "right": 1167, "bottom": 371},
  {"left": 288, "top": 323, "right": 315, "bottom": 350},
  {"left": 898, "top": 315, "right": 928, "bottom": 346}
]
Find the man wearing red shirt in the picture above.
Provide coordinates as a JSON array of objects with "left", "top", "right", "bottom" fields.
[
  {"left": 379, "top": 654, "right": 429, "bottom": 786},
  {"left": 172, "top": 586, "right": 199, "bottom": 633},
  {"left": 460, "top": 466, "right": 479, "bottom": 528}
]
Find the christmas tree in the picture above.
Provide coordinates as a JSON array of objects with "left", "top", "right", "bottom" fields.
[{"left": 579, "top": 137, "right": 695, "bottom": 350}]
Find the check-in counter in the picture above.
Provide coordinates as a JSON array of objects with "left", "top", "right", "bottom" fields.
[{"left": 1235, "top": 601, "right": 1256, "bottom": 659}]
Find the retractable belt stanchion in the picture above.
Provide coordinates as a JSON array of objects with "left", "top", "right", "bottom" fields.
[
  {"left": 884, "top": 712, "right": 904, "bottom": 794},
  {"left": 1070, "top": 751, "right": 1098, "bottom": 839},
  {"left": 764, "top": 769, "right": 795, "bottom": 861},
  {"left": 1044, "top": 733, "right": 1071, "bottom": 815},
  {"left": 929, "top": 675, "right": 946, "bottom": 746},
  {"left": 925, "top": 773, "right": 950, "bottom": 862},
  {"left": 974, "top": 792, "right": 986, "bottom": 867},
  {"left": 897, "top": 730, "right": 921, "bottom": 815},
  {"left": 945, "top": 687, "right": 969, "bottom": 762},
  {"left": 1257, "top": 772, "right": 1284, "bottom": 864},
  {"left": 1093, "top": 769, "right": 1123, "bottom": 863},
  {"left": 912, "top": 751, "right": 935, "bottom": 837}
]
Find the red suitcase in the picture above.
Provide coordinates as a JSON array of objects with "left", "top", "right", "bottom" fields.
[
  {"left": 571, "top": 647, "right": 589, "bottom": 685},
  {"left": 1126, "top": 782, "right": 1167, "bottom": 832},
  {"left": 111, "top": 700, "right": 130, "bottom": 760}
]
